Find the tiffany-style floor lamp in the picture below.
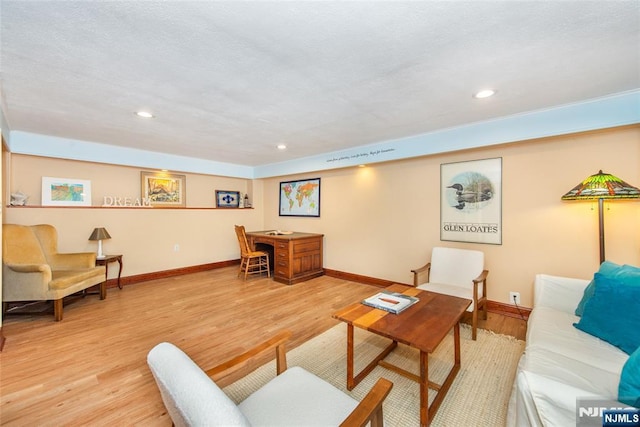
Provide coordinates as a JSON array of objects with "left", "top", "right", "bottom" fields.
[{"left": 561, "top": 170, "right": 640, "bottom": 264}]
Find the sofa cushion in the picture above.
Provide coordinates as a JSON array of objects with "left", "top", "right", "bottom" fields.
[
  {"left": 534, "top": 274, "right": 589, "bottom": 314},
  {"left": 574, "top": 273, "right": 640, "bottom": 354},
  {"left": 519, "top": 370, "right": 604, "bottom": 427},
  {"left": 239, "top": 366, "right": 358, "bottom": 426},
  {"left": 525, "top": 306, "right": 627, "bottom": 397},
  {"left": 575, "top": 261, "right": 621, "bottom": 316},
  {"left": 619, "top": 346, "right": 640, "bottom": 407},
  {"left": 50, "top": 267, "right": 105, "bottom": 289}
]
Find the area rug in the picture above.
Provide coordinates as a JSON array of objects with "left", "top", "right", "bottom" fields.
[{"left": 224, "top": 324, "right": 525, "bottom": 426}]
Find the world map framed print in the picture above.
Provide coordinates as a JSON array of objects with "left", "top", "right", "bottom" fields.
[
  {"left": 440, "top": 157, "right": 502, "bottom": 245},
  {"left": 279, "top": 178, "right": 321, "bottom": 217}
]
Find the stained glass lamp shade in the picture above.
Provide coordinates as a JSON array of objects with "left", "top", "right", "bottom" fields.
[{"left": 561, "top": 170, "right": 640, "bottom": 264}]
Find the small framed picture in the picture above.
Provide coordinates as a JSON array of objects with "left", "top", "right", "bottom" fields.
[
  {"left": 216, "top": 190, "right": 241, "bottom": 208},
  {"left": 42, "top": 177, "right": 92, "bottom": 206},
  {"left": 141, "top": 171, "right": 186, "bottom": 207}
]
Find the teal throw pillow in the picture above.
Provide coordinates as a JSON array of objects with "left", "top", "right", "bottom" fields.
[
  {"left": 575, "top": 261, "right": 622, "bottom": 317},
  {"left": 619, "top": 346, "right": 640, "bottom": 408},
  {"left": 619, "top": 264, "right": 640, "bottom": 285},
  {"left": 573, "top": 273, "right": 640, "bottom": 355}
]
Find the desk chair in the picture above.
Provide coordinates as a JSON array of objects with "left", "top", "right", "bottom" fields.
[
  {"left": 411, "top": 247, "right": 488, "bottom": 340},
  {"left": 234, "top": 225, "right": 270, "bottom": 280}
]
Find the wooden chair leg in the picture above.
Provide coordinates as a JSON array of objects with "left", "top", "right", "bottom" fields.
[
  {"left": 471, "top": 307, "right": 478, "bottom": 340},
  {"left": 100, "top": 282, "right": 107, "bottom": 300},
  {"left": 240, "top": 254, "right": 270, "bottom": 280},
  {"left": 266, "top": 255, "right": 270, "bottom": 277},
  {"left": 238, "top": 257, "right": 247, "bottom": 278},
  {"left": 370, "top": 407, "right": 384, "bottom": 427},
  {"left": 54, "top": 299, "right": 64, "bottom": 321}
]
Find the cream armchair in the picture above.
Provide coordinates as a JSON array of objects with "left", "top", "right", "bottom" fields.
[
  {"left": 412, "top": 246, "right": 488, "bottom": 340},
  {"left": 148, "top": 330, "right": 393, "bottom": 426},
  {"left": 2, "top": 224, "right": 106, "bottom": 321}
]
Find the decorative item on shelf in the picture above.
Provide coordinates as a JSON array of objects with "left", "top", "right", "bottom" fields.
[
  {"left": 140, "top": 171, "right": 186, "bottom": 207},
  {"left": 244, "top": 193, "right": 251, "bottom": 208},
  {"left": 42, "top": 177, "right": 92, "bottom": 206},
  {"left": 561, "top": 170, "right": 640, "bottom": 264},
  {"left": 102, "top": 196, "right": 151, "bottom": 207},
  {"left": 10, "top": 191, "right": 28, "bottom": 206},
  {"left": 239, "top": 193, "right": 245, "bottom": 208},
  {"left": 215, "top": 190, "right": 240, "bottom": 208},
  {"left": 88, "top": 227, "right": 112, "bottom": 259}
]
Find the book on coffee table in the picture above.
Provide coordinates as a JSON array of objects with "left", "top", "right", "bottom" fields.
[{"left": 362, "top": 290, "right": 419, "bottom": 314}]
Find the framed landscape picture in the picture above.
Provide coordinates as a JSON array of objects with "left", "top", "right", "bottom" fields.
[
  {"left": 279, "top": 178, "right": 321, "bottom": 217},
  {"left": 141, "top": 171, "right": 186, "bottom": 207},
  {"left": 215, "top": 190, "right": 240, "bottom": 208},
  {"left": 42, "top": 177, "right": 92, "bottom": 206},
  {"left": 440, "top": 157, "right": 502, "bottom": 245}
]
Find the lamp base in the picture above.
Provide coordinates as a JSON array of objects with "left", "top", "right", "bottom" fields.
[{"left": 96, "top": 240, "right": 105, "bottom": 260}]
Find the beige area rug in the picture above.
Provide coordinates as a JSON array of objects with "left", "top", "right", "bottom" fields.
[{"left": 224, "top": 324, "right": 525, "bottom": 426}]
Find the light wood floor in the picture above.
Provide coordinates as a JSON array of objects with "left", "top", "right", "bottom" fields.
[{"left": 0, "top": 267, "right": 526, "bottom": 426}]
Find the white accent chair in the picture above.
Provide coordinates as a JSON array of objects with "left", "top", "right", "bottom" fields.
[
  {"left": 411, "top": 247, "right": 488, "bottom": 340},
  {"left": 147, "top": 330, "right": 393, "bottom": 426}
]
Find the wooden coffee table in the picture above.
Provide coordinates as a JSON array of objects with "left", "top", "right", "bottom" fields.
[{"left": 332, "top": 284, "right": 471, "bottom": 427}]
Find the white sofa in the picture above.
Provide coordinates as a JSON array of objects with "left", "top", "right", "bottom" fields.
[{"left": 507, "top": 273, "right": 630, "bottom": 426}]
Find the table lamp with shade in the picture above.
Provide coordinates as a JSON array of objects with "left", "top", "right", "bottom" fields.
[
  {"left": 561, "top": 170, "right": 640, "bottom": 264},
  {"left": 88, "top": 227, "right": 111, "bottom": 259}
]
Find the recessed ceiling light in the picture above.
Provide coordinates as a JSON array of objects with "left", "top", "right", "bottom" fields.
[
  {"left": 135, "top": 111, "right": 155, "bottom": 118},
  {"left": 473, "top": 89, "right": 496, "bottom": 99},
  {"left": 277, "top": 144, "right": 287, "bottom": 150}
]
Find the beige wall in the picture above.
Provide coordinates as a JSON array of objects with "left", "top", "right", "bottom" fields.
[
  {"left": 262, "top": 126, "right": 640, "bottom": 307},
  {"left": 5, "top": 156, "right": 263, "bottom": 279},
  {"left": 3, "top": 125, "right": 639, "bottom": 307}
]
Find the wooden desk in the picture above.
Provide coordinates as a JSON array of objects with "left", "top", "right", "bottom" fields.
[
  {"left": 333, "top": 284, "right": 471, "bottom": 427},
  {"left": 246, "top": 231, "right": 324, "bottom": 285}
]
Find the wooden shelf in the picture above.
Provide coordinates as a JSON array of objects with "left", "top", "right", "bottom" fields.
[{"left": 6, "top": 205, "right": 254, "bottom": 210}]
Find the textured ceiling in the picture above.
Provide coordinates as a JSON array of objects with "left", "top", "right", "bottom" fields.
[{"left": 1, "top": 1, "right": 639, "bottom": 167}]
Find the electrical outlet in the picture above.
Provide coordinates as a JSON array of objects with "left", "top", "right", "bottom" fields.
[
  {"left": 509, "top": 291, "right": 521, "bottom": 305},
  {"left": 173, "top": 244, "right": 180, "bottom": 252}
]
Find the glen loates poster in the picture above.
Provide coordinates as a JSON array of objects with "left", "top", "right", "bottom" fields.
[{"left": 440, "top": 157, "right": 502, "bottom": 245}]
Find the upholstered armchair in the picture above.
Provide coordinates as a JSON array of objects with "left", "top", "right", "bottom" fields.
[
  {"left": 412, "top": 246, "right": 488, "bottom": 340},
  {"left": 148, "top": 330, "right": 393, "bottom": 426},
  {"left": 2, "top": 224, "right": 106, "bottom": 321}
]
